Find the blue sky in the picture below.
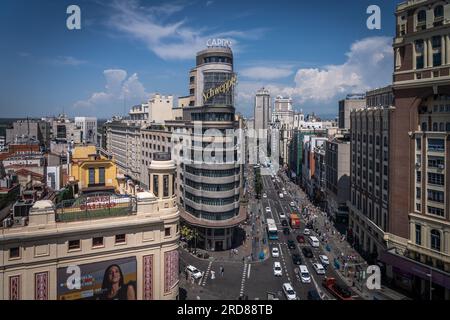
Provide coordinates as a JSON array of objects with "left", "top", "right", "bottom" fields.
[{"left": 0, "top": 0, "right": 402, "bottom": 119}]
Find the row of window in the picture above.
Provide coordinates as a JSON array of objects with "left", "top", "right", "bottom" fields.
[
  {"left": 185, "top": 205, "right": 239, "bottom": 221},
  {"left": 184, "top": 166, "right": 240, "bottom": 177},
  {"left": 141, "top": 134, "right": 171, "bottom": 142},
  {"left": 185, "top": 179, "right": 239, "bottom": 192},
  {"left": 191, "top": 113, "right": 234, "bottom": 122},
  {"left": 421, "top": 122, "right": 450, "bottom": 133},
  {"left": 185, "top": 192, "right": 239, "bottom": 206}
]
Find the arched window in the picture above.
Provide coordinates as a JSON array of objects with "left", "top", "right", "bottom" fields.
[
  {"left": 434, "top": 5, "right": 444, "bottom": 18},
  {"left": 417, "top": 10, "right": 427, "bottom": 22},
  {"left": 430, "top": 229, "right": 441, "bottom": 251}
]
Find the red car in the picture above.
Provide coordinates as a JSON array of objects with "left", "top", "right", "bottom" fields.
[{"left": 296, "top": 235, "right": 305, "bottom": 243}]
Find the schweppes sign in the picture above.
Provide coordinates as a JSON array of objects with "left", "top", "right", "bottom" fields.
[{"left": 203, "top": 75, "right": 237, "bottom": 103}]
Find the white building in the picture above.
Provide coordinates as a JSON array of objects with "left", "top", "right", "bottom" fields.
[{"left": 75, "top": 117, "right": 97, "bottom": 145}]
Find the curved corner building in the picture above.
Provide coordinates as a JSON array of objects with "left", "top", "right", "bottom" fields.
[{"left": 180, "top": 45, "right": 245, "bottom": 251}]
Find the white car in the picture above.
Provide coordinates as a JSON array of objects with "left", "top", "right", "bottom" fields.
[
  {"left": 289, "top": 201, "right": 296, "bottom": 208},
  {"left": 263, "top": 193, "right": 267, "bottom": 198},
  {"left": 283, "top": 191, "right": 288, "bottom": 195},
  {"left": 273, "top": 262, "right": 283, "bottom": 277},
  {"left": 279, "top": 212, "right": 286, "bottom": 219},
  {"left": 186, "top": 265, "right": 203, "bottom": 279},
  {"left": 282, "top": 283, "right": 297, "bottom": 300},
  {"left": 279, "top": 193, "right": 284, "bottom": 198},
  {"left": 265, "top": 207, "right": 271, "bottom": 213},
  {"left": 303, "top": 228, "right": 311, "bottom": 236},
  {"left": 312, "top": 263, "right": 326, "bottom": 275},
  {"left": 319, "top": 255, "right": 330, "bottom": 267},
  {"left": 272, "top": 247, "right": 280, "bottom": 258},
  {"left": 299, "top": 265, "right": 311, "bottom": 283}
]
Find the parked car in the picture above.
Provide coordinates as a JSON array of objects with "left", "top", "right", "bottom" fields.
[
  {"left": 296, "top": 235, "right": 305, "bottom": 243},
  {"left": 272, "top": 247, "right": 280, "bottom": 258},
  {"left": 185, "top": 265, "right": 203, "bottom": 279},
  {"left": 312, "top": 263, "right": 326, "bottom": 275},
  {"left": 302, "top": 247, "right": 314, "bottom": 258},
  {"left": 273, "top": 262, "right": 283, "bottom": 277},
  {"left": 279, "top": 193, "right": 284, "bottom": 198},
  {"left": 265, "top": 207, "right": 271, "bottom": 213},
  {"left": 282, "top": 283, "right": 297, "bottom": 300},
  {"left": 281, "top": 220, "right": 288, "bottom": 226},
  {"left": 283, "top": 228, "right": 290, "bottom": 235},
  {"left": 292, "top": 254, "right": 302, "bottom": 265},
  {"left": 287, "top": 240, "right": 296, "bottom": 249},
  {"left": 263, "top": 193, "right": 267, "bottom": 198},
  {"left": 289, "top": 201, "right": 296, "bottom": 207},
  {"left": 303, "top": 228, "right": 311, "bottom": 235}
]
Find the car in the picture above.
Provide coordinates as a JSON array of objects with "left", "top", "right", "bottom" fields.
[
  {"left": 283, "top": 191, "right": 288, "bottom": 195},
  {"left": 302, "top": 247, "right": 314, "bottom": 258},
  {"left": 307, "top": 289, "right": 322, "bottom": 300},
  {"left": 273, "top": 262, "right": 282, "bottom": 277},
  {"left": 265, "top": 207, "right": 271, "bottom": 213},
  {"left": 281, "top": 220, "right": 288, "bottom": 226},
  {"left": 287, "top": 240, "right": 296, "bottom": 249},
  {"left": 292, "top": 254, "right": 302, "bottom": 265},
  {"left": 299, "top": 265, "right": 311, "bottom": 283},
  {"left": 283, "top": 228, "right": 290, "bottom": 235},
  {"left": 312, "top": 263, "right": 326, "bottom": 275},
  {"left": 296, "top": 235, "right": 305, "bottom": 243},
  {"left": 272, "top": 247, "right": 280, "bottom": 258},
  {"left": 263, "top": 193, "right": 267, "bottom": 198},
  {"left": 279, "top": 212, "right": 286, "bottom": 219},
  {"left": 309, "top": 236, "right": 320, "bottom": 248},
  {"left": 319, "top": 255, "right": 330, "bottom": 267},
  {"left": 282, "top": 283, "right": 297, "bottom": 300},
  {"left": 289, "top": 201, "right": 296, "bottom": 207},
  {"left": 303, "top": 228, "right": 311, "bottom": 236},
  {"left": 279, "top": 193, "right": 284, "bottom": 198},
  {"left": 185, "top": 265, "right": 203, "bottom": 279}
]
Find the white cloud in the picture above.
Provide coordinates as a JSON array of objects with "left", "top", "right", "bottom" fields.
[
  {"left": 107, "top": 0, "right": 264, "bottom": 60},
  {"left": 74, "top": 69, "right": 150, "bottom": 108},
  {"left": 235, "top": 36, "right": 393, "bottom": 113},
  {"left": 240, "top": 66, "right": 294, "bottom": 80}
]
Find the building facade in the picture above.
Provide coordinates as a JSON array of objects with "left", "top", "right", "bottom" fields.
[
  {"left": 338, "top": 94, "right": 367, "bottom": 129},
  {"left": 0, "top": 155, "right": 179, "bottom": 300},
  {"left": 75, "top": 117, "right": 97, "bottom": 145},
  {"left": 381, "top": 0, "right": 450, "bottom": 299}
]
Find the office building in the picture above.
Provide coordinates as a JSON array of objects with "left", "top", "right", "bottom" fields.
[{"left": 338, "top": 94, "right": 367, "bottom": 129}]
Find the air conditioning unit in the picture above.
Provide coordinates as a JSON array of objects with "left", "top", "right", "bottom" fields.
[{"left": 438, "top": 164, "right": 444, "bottom": 170}]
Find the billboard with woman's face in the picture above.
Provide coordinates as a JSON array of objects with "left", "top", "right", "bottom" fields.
[{"left": 57, "top": 257, "right": 137, "bottom": 300}]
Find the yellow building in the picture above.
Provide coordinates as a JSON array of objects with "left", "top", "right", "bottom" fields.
[{"left": 69, "top": 145, "right": 122, "bottom": 194}]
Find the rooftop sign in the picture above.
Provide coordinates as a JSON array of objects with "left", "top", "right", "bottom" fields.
[{"left": 206, "top": 38, "right": 232, "bottom": 48}]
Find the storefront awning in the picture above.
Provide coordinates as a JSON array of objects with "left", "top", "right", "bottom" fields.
[{"left": 380, "top": 249, "right": 450, "bottom": 289}]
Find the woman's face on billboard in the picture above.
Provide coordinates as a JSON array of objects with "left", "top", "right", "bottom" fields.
[{"left": 108, "top": 266, "right": 121, "bottom": 284}]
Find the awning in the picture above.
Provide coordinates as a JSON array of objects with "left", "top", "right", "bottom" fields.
[{"left": 379, "top": 249, "right": 450, "bottom": 289}]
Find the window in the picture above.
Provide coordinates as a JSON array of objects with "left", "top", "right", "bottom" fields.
[
  {"left": 430, "top": 229, "right": 441, "bottom": 251},
  {"left": 432, "top": 36, "right": 441, "bottom": 49},
  {"left": 89, "top": 167, "right": 95, "bottom": 185},
  {"left": 417, "top": 10, "right": 426, "bottom": 23},
  {"left": 416, "top": 187, "right": 421, "bottom": 199},
  {"left": 165, "top": 227, "right": 171, "bottom": 237},
  {"left": 428, "top": 206, "right": 445, "bottom": 217},
  {"left": 422, "top": 122, "right": 427, "bottom": 131},
  {"left": 433, "top": 123, "right": 438, "bottom": 131},
  {"left": 415, "top": 225, "right": 421, "bottom": 245},
  {"left": 99, "top": 167, "right": 105, "bottom": 185},
  {"left": 428, "top": 189, "right": 444, "bottom": 203},
  {"left": 163, "top": 175, "right": 169, "bottom": 197},
  {"left": 428, "top": 156, "right": 444, "bottom": 168},
  {"left": 428, "top": 172, "right": 444, "bottom": 185},
  {"left": 68, "top": 240, "right": 80, "bottom": 250},
  {"left": 9, "top": 247, "right": 20, "bottom": 259},
  {"left": 439, "top": 123, "right": 445, "bottom": 131},
  {"left": 433, "top": 52, "right": 442, "bottom": 67},
  {"left": 416, "top": 138, "right": 421, "bottom": 150},
  {"left": 417, "top": 171, "right": 422, "bottom": 183},
  {"left": 416, "top": 203, "right": 421, "bottom": 211},
  {"left": 92, "top": 237, "right": 104, "bottom": 247},
  {"left": 115, "top": 234, "right": 126, "bottom": 244},
  {"left": 153, "top": 175, "right": 159, "bottom": 197},
  {"left": 428, "top": 139, "right": 444, "bottom": 152},
  {"left": 434, "top": 5, "right": 444, "bottom": 18}
]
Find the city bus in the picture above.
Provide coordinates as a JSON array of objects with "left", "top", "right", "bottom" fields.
[{"left": 266, "top": 218, "right": 278, "bottom": 240}]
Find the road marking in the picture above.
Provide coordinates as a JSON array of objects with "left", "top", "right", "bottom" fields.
[
  {"left": 240, "top": 263, "right": 248, "bottom": 296},
  {"left": 247, "top": 264, "right": 251, "bottom": 279},
  {"left": 201, "top": 260, "right": 213, "bottom": 286}
]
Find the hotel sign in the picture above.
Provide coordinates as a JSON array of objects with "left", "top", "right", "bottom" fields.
[
  {"left": 202, "top": 75, "right": 237, "bottom": 103},
  {"left": 206, "top": 38, "right": 232, "bottom": 48}
]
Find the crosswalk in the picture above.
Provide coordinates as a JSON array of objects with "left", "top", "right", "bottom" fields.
[
  {"left": 240, "top": 263, "right": 248, "bottom": 296},
  {"left": 201, "top": 260, "right": 213, "bottom": 286}
]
